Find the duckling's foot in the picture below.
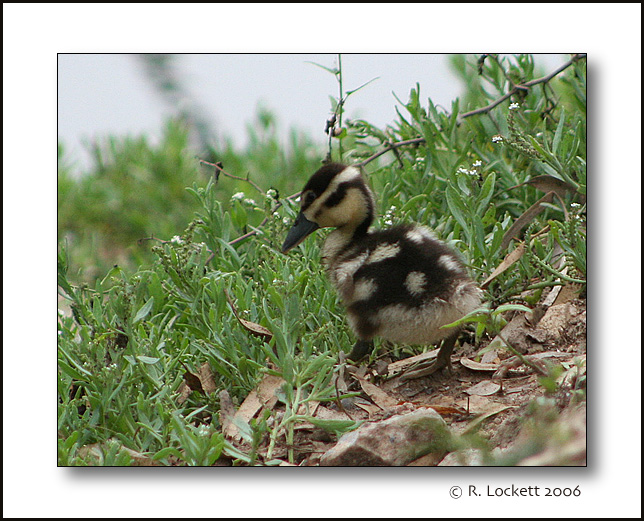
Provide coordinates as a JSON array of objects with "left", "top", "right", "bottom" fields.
[
  {"left": 348, "top": 340, "right": 374, "bottom": 362},
  {"left": 399, "top": 355, "right": 452, "bottom": 381},
  {"left": 398, "top": 333, "right": 458, "bottom": 381}
]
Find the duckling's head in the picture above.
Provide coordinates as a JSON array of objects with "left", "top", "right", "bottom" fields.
[{"left": 282, "top": 163, "right": 375, "bottom": 253}]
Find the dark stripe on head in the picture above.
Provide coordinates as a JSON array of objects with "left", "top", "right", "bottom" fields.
[{"left": 302, "top": 163, "right": 347, "bottom": 198}]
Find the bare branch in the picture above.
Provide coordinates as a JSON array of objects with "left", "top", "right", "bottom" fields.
[
  {"left": 199, "top": 158, "right": 265, "bottom": 195},
  {"left": 357, "top": 54, "right": 586, "bottom": 167},
  {"left": 459, "top": 54, "right": 586, "bottom": 120}
]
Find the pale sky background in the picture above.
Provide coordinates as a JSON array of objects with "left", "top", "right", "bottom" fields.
[
  {"left": 58, "top": 53, "right": 567, "bottom": 171},
  {"left": 4, "top": 3, "right": 642, "bottom": 520}
]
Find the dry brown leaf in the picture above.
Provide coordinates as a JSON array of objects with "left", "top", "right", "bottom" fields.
[
  {"left": 553, "top": 282, "right": 585, "bottom": 306},
  {"left": 387, "top": 350, "right": 437, "bottom": 377},
  {"left": 297, "top": 401, "right": 320, "bottom": 417},
  {"left": 460, "top": 357, "right": 500, "bottom": 372},
  {"left": 218, "top": 390, "right": 236, "bottom": 436},
  {"left": 519, "top": 175, "right": 578, "bottom": 199},
  {"left": 314, "top": 405, "right": 357, "bottom": 421},
  {"left": 224, "top": 289, "right": 273, "bottom": 341},
  {"left": 424, "top": 405, "right": 468, "bottom": 416},
  {"left": 466, "top": 380, "right": 501, "bottom": 396},
  {"left": 237, "top": 378, "right": 281, "bottom": 421},
  {"left": 501, "top": 192, "right": 555, "bottom": 250},
  {"left": 481, "top": 242, "right": 525, "bottom": 289},
  {"left": 199, "top": 362, "right": 217, "bottom": 394},
  {"left": 181, "top": 364, "right": 205, "bottom": 394},
  {"left": 222, "top": 374, "right": 285, "bottom": 440},
  {"left": 492, "top": 352, "right": 570, "bottom": 379},
  {"left": 354, "top": 375, "right": 399, "bottom": 409},
  {"left": 489, "top": 312, "right": 536, "bottom": 355},
  {"left": 458, "top": 397, "right": 515, "bottom": 434},
  {"left": 480, "top": 349, "right": 502, "bottom": 365},
  {"left": 176, "top": 381, "right": 192, "bottom": 405},
  {"left": 354, "top": 401, "right": 382, "bottom": 416}
]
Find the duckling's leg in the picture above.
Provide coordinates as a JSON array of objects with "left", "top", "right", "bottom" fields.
[
  {"left": 399, "top": 331, "right": 460, "bottom": 381},
  {"left": 348, "top": 339, "right": 374, "bottom": 362}
]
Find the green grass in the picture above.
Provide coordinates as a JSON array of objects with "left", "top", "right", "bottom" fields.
[{"left": 58, "top": 54, "right": 586, "bottom": 465}]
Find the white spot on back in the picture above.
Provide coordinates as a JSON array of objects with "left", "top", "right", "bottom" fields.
[
  {"left": 404, "top": 271, "right": 426, "bottom": 296},
  {"left": 438, "top": 254, "right": 463, "bottom": 273},
  {"left": 331, "top": 251, "right": 369, "bottom": 301},
  {"left": 367, "top": 242, "right": 400, "bottom": 263},
  {"left": 405, "top": 226, "right": 436, "bottom": 244},
  {"left": 353, "top": 278, "right": 378, "bottom": 302}
]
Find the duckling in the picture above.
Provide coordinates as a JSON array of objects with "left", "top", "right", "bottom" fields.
[{"left": 282, "top": 163, "right": 482, "bottom": 375}]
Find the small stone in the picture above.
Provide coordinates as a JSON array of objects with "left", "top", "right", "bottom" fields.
[{"left": 320, "top": 408, "right": 451, "bottom": 466}]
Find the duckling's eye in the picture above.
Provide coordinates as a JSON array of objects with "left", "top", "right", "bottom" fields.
[{"left": 302, "top": 190, "right": 316, "bottom": 207}]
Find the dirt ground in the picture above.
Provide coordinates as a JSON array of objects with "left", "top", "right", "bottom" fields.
[{"left": 218, "top": 287, "right": 587, "bottom": 466}]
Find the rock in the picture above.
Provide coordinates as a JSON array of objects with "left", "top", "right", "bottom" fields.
[
  {"left": 319, "top": 408, "right": 451, "bottom": 466},
  {"left": 438, "top": 449, "right": 485, "bottom": 466}
]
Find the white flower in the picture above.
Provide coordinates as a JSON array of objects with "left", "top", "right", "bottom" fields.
[
  {"left": 492, "top": 135, "right": 503, "bottom": 143},
  {"left": 231, "top": 192, "right": 245, "bottom": 202},
  {"left": 170, "top": 235, "right": 183, "bottom": 245},
  {"left": 266, "top": 188, "right": 277, "bottom": 199},
  {"left": 473, "top": 160, "right": 482, "bottom": 167},
  {"left": 243, "top": 198, "right": 256, "bottom": 207},
  {"left": 509, "top": 102, "right": 520, "bottom": 110}
]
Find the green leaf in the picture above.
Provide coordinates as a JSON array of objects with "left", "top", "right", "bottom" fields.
[
  {"left": 476, "top": 172, "right": 496, "bottom": 215},
  {"left": 492, "top": 303, "right": 533, "bottom": 315},
  {"left": 445, "top": 183, "right": 470, "bottom": 233},
  {"left": 58, "top": 359, "right": 89, "bottom": 382},
  {"left": 303, "top": 417, "right": 363, "bottom": 435},
  {"left": 137, "top": 355, "right": 160, "bottom": 364},
  {"left": 306, "top": 61, "right": 339, "bottom": 76},
  {"left": 552, "top": 108, "right": 566, "bottom": 155},
  {"left": 133, "top": 297, "right": 154, "bottom": 324},
  {"left": 345, "top": 76, "right": 380, "bottom": 97}
]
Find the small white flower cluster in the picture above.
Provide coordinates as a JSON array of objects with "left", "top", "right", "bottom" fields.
[
  {"left": 103, "top": 363, "right": 118, "bottom": 374},
  {"left": 170, "top": 235, "right": 184, "bottom": 245},
  {"left": 509, "top": 102, "right": 520, "bottom": 110},
  {"left": 197, "top": 424, "right": 211, "bottom": 437},
  {"left": 414, "top": 156, "right": 427, "bottom": 171},
  {"left": 266, "top": 188, "right": 278, "bottom": 199},
  {"left": 383, "top": 205, "right": 397, "bottom": 226},
  {"left": 457, "top": 159, "right": 483, "bottom": 178},
  {"left": 492, "top": 135, "right": 504, "bottom": 144},
  {"left": 231, "top": 191, "right": 257, "bottom": 207}
]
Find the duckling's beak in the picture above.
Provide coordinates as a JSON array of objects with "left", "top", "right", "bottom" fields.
[{"left": 282, "top": 212, "right": 319, "bottom": 253}]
